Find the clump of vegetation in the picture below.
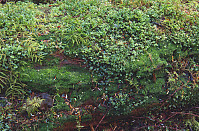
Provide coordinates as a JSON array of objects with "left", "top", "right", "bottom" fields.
[
  {"left": 0, "top": 0, "right": 198, "bottom": 130},
  {"left": 22, "top": 96, "right": 44, "bottom": 116}
]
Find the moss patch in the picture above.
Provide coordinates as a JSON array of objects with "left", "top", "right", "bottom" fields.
[{"left": 20, "top": 65, "right": 91, "bottom": 94}]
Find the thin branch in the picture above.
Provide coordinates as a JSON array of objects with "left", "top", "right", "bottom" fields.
[
  {"left": 135, "top": 124, "right": 180, "bottom": 130},
  {"left": 161, "top": 113, "right": 177, "bottom": 124},
  {"left": 113, "top": 126, "right": 117, "bottom": 131},
  {"left": 171, "top": 112, "right": 199, "bottom": 118},
  {"left": 160, "top": 85, "right": 183, "bottom": 107},
  {"left": 94, "top": 110, "right": 108, "bottom": 131}
]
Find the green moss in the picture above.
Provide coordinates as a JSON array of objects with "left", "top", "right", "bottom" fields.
[{"left": 20, "top": 65, "right": 91, "bottom": 94}]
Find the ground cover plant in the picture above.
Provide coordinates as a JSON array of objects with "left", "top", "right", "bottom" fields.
[{"left": 0, "top": 0, "right": 199, "bottom": 130}]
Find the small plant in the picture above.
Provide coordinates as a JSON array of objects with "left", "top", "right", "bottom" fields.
[
  {"left": 185, "top": 116, "right": 199, "bottom": 131},
  {"left": 0, "top": 69, "right": 26, "bottom": 100},
  {"left": 0, "top": 107, "right": 11, "bottom": 130},
  {"left": 0, "top": 70, "right": 7, "bottom": 93},
  {"left": 76, "top": 111, "right": 84, "bottom": 131},
  {"left": 22, "top": 96, "right": 44, "bottom": 116}
]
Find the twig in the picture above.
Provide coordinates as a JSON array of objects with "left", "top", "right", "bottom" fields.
[
  {"left": 189, "top": 107, "right": 199, "bottom": 111},
  {"left": 89, "top": 124, "right": 94, "bottom": 131},
  {"left": 159, "top": 111, "right": 199, "bottom": 125},
  {"left": 135, "top": 124, "right": 180, "bottom": 130},
  {"left": 160, "top": 85, "right": 183, "bottom": 107},
  {"left": 94, "top": 110, "right": 108, "bottom": 131},
  {"left": 161, "top": 113, "right": 177, "bottom": 124},
  {"left": 113, "top": 126, "right": 117, "bottom": 131},
  {"left": 171, "top": 112, "right": 199, "bottom": 118}
]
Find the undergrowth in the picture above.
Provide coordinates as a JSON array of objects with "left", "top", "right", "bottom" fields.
[{"left": 0, "top": 0, "right": 198, "bottom": 130}]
